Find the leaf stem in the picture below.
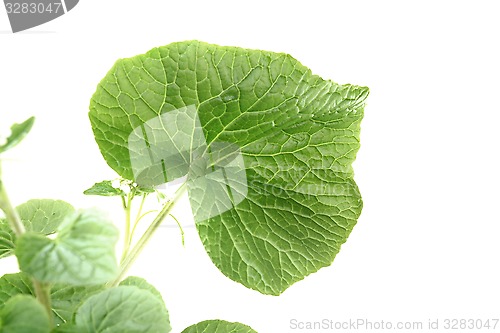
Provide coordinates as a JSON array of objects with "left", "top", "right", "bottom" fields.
[
  {"left": 0, "top": 165, "right": 25, "bottom": 236},
  {"left": 0, "top": 162, "right": 54, "bottom": 328},
  {"left": 120, "top": 189, "right": 135, "bottom": 263},
  {"left": 169, "top": 214, "right": 185, "bottom": 246},
  {"left": 110, "top": 183, "right": 187, "bottom": 287},
  {"left": 33, "top": 281, "right": 54, "bottom": 327},
  {"left": 129, "top": 193, "right": 148, "bottom": 242},
  {"left": 121, "top": 195, "right": 127, "bottom": 210}
]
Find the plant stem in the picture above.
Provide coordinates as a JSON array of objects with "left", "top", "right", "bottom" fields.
[
  {"left": 129, "top": 193, "right": 148, "bottom": 242},
  {"left": 0, "top": 162, "right": 54, "bottom": 328},
  {"left": 120, "top": 190, "right": 135, "bottom": 263},
  {"left": 33, "top": 281, "right": 54, "bottom": 327},
  {"left": 121, "top": 195, "right": 127, "bottom": 210},
  {"left": 110, "top": 183, "right": 187, "bottom": 287},
  {"left": 0, "top": 169, "right": 25, "bottom": 236},
  {"left": 169, "top": 214, "right": 185, "bottom": 246}
]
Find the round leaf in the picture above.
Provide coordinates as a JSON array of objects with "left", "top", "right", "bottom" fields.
[
  {"left": 74, "top": 286, "right": 171, "bottom": 333},
  {"left": 90, "top": 40, "right": 368, "bottom": 295},
  {"left": 16, "top": 209, "right": 119, "bottom": 285}
]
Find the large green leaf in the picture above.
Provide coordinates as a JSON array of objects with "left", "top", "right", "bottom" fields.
[
  {"left": 16, "top": 209, "right": 119, "bottom": 285},
  {"left": 73, "top": 286, "right": 171, "bottom": 333},
  {"left": 181, "top": 320, "right": 257, "bottom": 333},
  {"left": 89, "top": 40, "right": 368, "bottom": 295},
  {"left": 0, "top": 273, "right": 103, "bottom": 325},
  {"left": 0, "top": 199, "right": 74, "bottom": 259},
  {"left": 0, "top": 295, "right": 50, "bottom": 333},
  {"left": 0, "top": 117, "right": 35, "bottom": 154}
]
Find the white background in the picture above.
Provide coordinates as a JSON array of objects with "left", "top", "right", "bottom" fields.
[{"left": 1, "top": 1, "right": 500, "bottom": 332}]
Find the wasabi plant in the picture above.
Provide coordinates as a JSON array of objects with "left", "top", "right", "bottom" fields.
[{"left": 0, "top": 40, "right": 368, "bottom": 332}]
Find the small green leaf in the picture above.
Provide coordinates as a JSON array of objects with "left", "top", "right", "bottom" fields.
[
  {"left": 181, "top": 320, "right": 257, "bottom": 333},
  {"left": 0, "top": 273, "right": 32, "bottom": 307},
  {"left": 0, "top": 116, "right": 35, "bottom": 154},
  {"left": 74, "top": 286, "right": 171, "bottom": 333},
  {"left": 84, "top": 180, "right": 154, "bottom": 197},
  {"left": 16, "top": 209, "right": 119, "bottom": 285},
  {"left": 83, "top": 181, "right": 125, "bottom": 196},
  {"left": 17, "top": 199, "right": 75, "bottom": 234},
  {"left": 0, "top": 199, "right": 74, "bottom": 259},
  {"left": 119, "top": 276, "right": 164, "bottom": 303},
  {"left": 0, "top": 295, "right": 50, "bottom": 333},
  {"left": 0, "top": 273, "right": 103, "bottom": 325}
]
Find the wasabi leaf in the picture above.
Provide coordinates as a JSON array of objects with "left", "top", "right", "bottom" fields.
[
  {"left": 0, "top": 220, "right": 14, "bottom": 259},
  {"left": 83, "top": 180, "right": 125, "bottom": 196},
  {"left": 0, "top": 295, "right": 50, "bottom": 333},
  {"left": 16, "top": 209, "right": 119, "bottom": 285},
  {"left": 0, "top": 199, "right": 74, "bottom": 259},
  {"left": 0, "top": 116, "right": 35, "bottom": 154},
  {"left": 73, "top": 286, "right": 171, "bottom": 333},
  {"left": 181, "top": 320, "right": 257, "bottom": 333},
  {"left": 0, "top": 272, "right": 103, "bottom": 325},
  {"left": 89, "top": 40, "right": 368, "bottom": 295},
  {"left": 119, "top": 276, "right": 165, "bottom": 302},
  {"left": 17, "top": 199, "right": 75, "bottom": 234},
  {"left": 83, "top": 180, "right": 155, "bottom": 197}
]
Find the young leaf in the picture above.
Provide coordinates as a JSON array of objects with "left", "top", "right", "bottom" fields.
[
  {"left": 84, "top": 180, "right": 155, "bottom": 197},
  {"left": 0, "top": 116, "right": 35, "bottom": 154},
  {"left": 0, "top": 272, "right": 103, "bottom": 325},
  {"left": 0, "top": 199, "right": 74, "bottom": 259},
  {"left": 181, "top": 320, "right": 257, "bottom": 333},
  {"left": 89, "top": 40, "right": 368, "bottom": 295},
  {"left": 73, "top": 286, "right": 171, "bottom": 333},
  {"left": 16, "top": 209, "right": 119, "bottom": 285},
  {"left": 0, "top": 295, "right": 50, "bottom": 333},
  {"left": 83, "top": 180, "right": 125, "bottom": 196}
]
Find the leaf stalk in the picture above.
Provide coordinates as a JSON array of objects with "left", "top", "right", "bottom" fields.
[
  {"left": 0, "top": 162, "right": 54, "bottom": 328},
  {"left": 110, "top": 183, "right": 187, "bottom": 287}
]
